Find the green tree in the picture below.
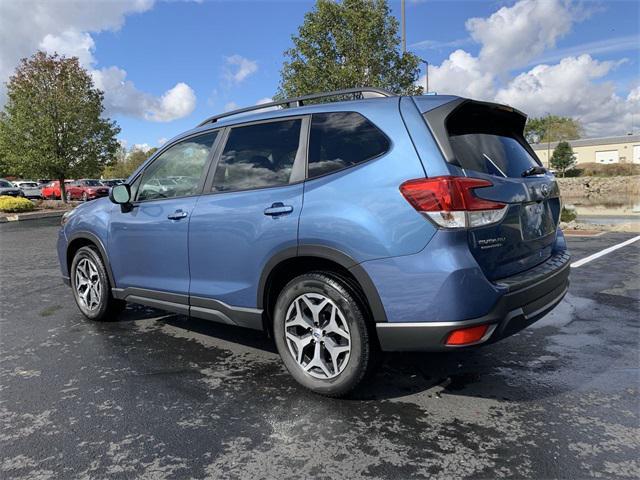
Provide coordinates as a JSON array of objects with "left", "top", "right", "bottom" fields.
[
  {"left": 550, "top": 141, "right": 577, "bottom": 177},
  {"left": 0, "top": 51, "right": 120, "bottom": 201},
  {"left": 102, "top": 146, "right": 157, "bottom": 179},
  {"left": 277, "top": 0, "right": 423, "bottom": 99},
  {"left": 524, "top": 115, "right": 582, "bottom": 144}
]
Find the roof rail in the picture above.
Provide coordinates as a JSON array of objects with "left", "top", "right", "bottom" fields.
[{"left": 196, "top": 87, "right": 396, "bottom": 127}]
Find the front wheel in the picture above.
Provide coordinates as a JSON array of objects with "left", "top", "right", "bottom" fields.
[
  {"left": 273, "top": 272, "right": 374, "bottom": 397},
  {"left": 82, "top": 192, "right": 88, "bottom": 202},
  {"left": 70, "top": 246, "right": 124, "bottom": 321}
]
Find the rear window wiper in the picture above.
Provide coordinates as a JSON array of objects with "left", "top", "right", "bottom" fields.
[{"left": 521, "top": 166, "right": 547, "bottom": 177}]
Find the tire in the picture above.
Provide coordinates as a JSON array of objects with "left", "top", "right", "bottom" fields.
[
  {"left": 70, "top": 246, "right": 125, "bottom": 321},
  {"left": 273, "top": 272, "right": 374, "bottom": 397}
]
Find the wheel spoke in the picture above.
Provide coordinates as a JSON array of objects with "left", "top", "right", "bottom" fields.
[
  {"left": 286, "top": 331, "right": 312, "bottom": 363},
  {"left": 75, "top": 258, "right": 101, "bottom": 311},
  {"left": 325, "top": 307, "right": 349, "bottom": 339}
]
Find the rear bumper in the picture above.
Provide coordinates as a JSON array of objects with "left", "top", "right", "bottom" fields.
[{"left": 376, "top": 251, "right": 570, "bottom": 351}]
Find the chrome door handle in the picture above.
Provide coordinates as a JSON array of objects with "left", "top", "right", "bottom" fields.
[
  {"left": 264, "top": 202, "right": 294, "bottom": 216},
  {"left": 167, "top": 210, "right": 188, "bottom": 220}
]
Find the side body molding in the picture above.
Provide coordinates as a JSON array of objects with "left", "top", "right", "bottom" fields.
[{"left": 257, "top": 244, "right": 388, "bottom": 323}]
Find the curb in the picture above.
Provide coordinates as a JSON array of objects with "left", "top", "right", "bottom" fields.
[{"left": 0, "top": 209, "right": 68, "bottom": 223}]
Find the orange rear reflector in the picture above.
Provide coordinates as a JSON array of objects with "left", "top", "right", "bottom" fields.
[{"left": 446, "top": 324, "right": 490, "bottom": 346}]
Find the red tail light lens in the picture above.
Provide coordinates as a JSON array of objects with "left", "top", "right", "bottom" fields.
[
  {"left": 399, "top": 176, "right": 504, "bottom": 211},
  {"left": 399, "top": 176, "right": 507, "bottom": 229}
]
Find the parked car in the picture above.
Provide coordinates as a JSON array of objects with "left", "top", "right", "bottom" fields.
[
  {"left": 65, "top": 179, "right": 110, "bottom": 201},
  {"left": 41, "top": 180, "right": 73, "bottom": 200},
  {"left": 13, "top": 180, "right": 43, "bottom": 199},
  {"left": 0, "top": 179, "right": 23, "bottom": 197},
  {"left": 57, "top": 88, "right": 570, "bottom": 397},
  {"left": 100, "top": 179, "right": 125, "bottom": 187}
]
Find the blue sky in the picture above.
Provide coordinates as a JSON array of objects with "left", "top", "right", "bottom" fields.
[{"left": 1, "top": 0, "right": 639, "bottom": 147}]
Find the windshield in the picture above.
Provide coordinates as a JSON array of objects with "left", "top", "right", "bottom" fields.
[{"left": 0, "top": 180, "right": 13, "bottom": 188}]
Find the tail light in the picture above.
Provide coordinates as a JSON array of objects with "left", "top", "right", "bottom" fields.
[{"left": 399, "top": 176, "right": 508, "bottom": 228}]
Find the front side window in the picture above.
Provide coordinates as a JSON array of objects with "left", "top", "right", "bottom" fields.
[
  {"left": 0, "top": 180, "right": 13, "bottom": 188},
  {"left": 212, "top": 119, "right": 302, "bottom": 193},
  {"left": 308, "top": 112, "right": 390, "bottom": 178},
  {"left": 136, "top": 132, "right": 218, "bottom": 201}
]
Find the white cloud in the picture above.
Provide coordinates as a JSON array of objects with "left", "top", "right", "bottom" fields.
[
  {"left": 421, "top": 0, "right": 637, "bottom": 137},
  {"left": 426, "top": 49, "right": 496, "bottom": 100},
  {"left": 132, "top": 143, "right": 152, "bottom": 153},
  {"left": 224, "top": 101, "right": 239, "bottom": 112},
  {"left": 466, "top": 0, "right": 578, "bottom": 72},
  {"left": 1, "top": 0, "right": 196, "bottom": 122},
  {"left": 39, "top": 30, "right": 96, "bottom": 67},
  {"left": 223, "top": 55, "right": 258, "bottom": 84},
  {"left": 495, "top": 55, "right": 636, "bottom": 137},
  {"left": 91, "top": 68, "right": 195, "bottom": 122},
  {"left": 158, "top": 137, "right": 168, "bottom": 146}
]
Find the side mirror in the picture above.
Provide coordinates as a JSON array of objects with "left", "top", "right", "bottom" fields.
[
  {"left": 109, "top": 184, "right": 133, "bottom": 212},
  {"left": 109, "top": 184, "right": 131, "bottom": 204}
]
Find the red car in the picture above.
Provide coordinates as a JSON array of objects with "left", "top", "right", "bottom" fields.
[
  {"left": 41, "top": 180, "right": 73, "bottom": 200},
  {"left": 65, "top": 179, "right": 110, "bottom": 201}
]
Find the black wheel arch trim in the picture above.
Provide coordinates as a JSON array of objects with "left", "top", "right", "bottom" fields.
[
  {"left": 67, "top": 231, "right": 116, "bottom": 289},
  {"left": 257, "top": 244, "right": 388, "bottom": 323}
]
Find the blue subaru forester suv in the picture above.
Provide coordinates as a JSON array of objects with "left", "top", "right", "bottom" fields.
[{"left": 58, "top": 88, "right": 570, "bottom": 396}]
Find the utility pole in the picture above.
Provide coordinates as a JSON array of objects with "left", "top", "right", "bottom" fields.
[{"left": 401, "top": 0, "right": 406, "bottom": 52}]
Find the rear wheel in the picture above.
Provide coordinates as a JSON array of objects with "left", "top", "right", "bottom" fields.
[
  {"left": 273, "top": 272, "right": 373, "bottom": 397},
  {"left": 70, "top": 246, "right": 124, "bottom": 321}
]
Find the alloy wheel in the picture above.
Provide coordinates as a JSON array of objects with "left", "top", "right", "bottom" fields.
[
  {"left": 284, "top": 293, "right": 351, "bottom": 379},
  {"left": 75, "top": 258, "right": 102, "bottom": 311}
]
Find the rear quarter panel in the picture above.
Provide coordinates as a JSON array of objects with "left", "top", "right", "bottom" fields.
[{"left": 298, "top": 100, "right": 437, "bottom": 262}]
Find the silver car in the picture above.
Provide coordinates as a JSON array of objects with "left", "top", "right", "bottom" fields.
[
  {"left": 13, "top": 180, "right": 42, "bottom": 199},
  {"left": 0, "top": 179, "right": 23, "bottom": 197}
]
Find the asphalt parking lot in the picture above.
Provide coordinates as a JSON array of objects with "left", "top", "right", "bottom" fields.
[{"left": 1, "top": 218, "right": 638, "bottom": 479}]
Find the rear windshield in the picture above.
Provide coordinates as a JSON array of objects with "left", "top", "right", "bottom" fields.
[
  {"left": 449, "top": 134, "right": 539, "bottom": 178},
  {"left": 429, "top": 102, "right": 541, "bottom": 178}
]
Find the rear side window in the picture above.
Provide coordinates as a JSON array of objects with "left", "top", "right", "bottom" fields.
[
  {"left": 436, "top": 102, "right": 540, "bottom": 178},
  {"left": 308, "top": 112, "right": 389, "bottom": 178},
  {"left": 212, "top": 119, "right": 302, "bottom": 192}
]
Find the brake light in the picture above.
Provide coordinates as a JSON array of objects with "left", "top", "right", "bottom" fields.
[{"left": 399, "top": 176, "right": 508, "bottom": 228}]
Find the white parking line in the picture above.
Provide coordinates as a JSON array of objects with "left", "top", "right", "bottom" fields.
[{"left": 571, "top": 235, "right": 640, "bottom": 268}]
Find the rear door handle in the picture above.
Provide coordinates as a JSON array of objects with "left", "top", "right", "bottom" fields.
[
  {"left": 264, "top": 202, "right": 294, "bottom": 216},
  {"left": 167, "top": 210, "right": 188, "bottom": 220}
]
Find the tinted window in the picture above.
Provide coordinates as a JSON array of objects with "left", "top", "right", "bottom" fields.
[
  {"left": 137, "top": 132, "right": 217, "bottom": 201},
  {"left": 308, "top": 112, "right": 389, "bottom": 178},
  {"left": 0, "top": 180, "right": 13, "bottom": 188},
  {"left": 212, "top": 119, "right": 301, "bottom": 192},
  {"left": 83, "top": 180, "right": 102, "bottom": 186},
  {"left": 448, "top": 134, "right": 539, "bottom": 178}
]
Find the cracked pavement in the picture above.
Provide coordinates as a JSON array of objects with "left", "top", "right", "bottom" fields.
[{"left": 1, "top": 218, "right": 638, "bottom": 479}]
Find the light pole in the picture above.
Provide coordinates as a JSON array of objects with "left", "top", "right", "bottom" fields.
[
  {"left": 401, "top": 0, "right": 406, "bottom": 53},
  {"left": 420, "top": 58, "right": 429, "bottom": 93}
]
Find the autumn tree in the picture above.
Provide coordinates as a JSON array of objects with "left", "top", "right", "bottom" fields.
[
  {"left": 0, "top": 51, "right": 120, "bottom": 201},
  {"left": 277, "top": 0, "right": 423, "bottom": 99}
]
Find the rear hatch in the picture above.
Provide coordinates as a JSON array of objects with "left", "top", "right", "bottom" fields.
[{"left": 422, "top": 99, "right": 560, "bottom": 280}]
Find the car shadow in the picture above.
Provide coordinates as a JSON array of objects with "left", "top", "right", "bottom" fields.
[{"left": 110, "top": 305, "right": 557, "bottom": 403}]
